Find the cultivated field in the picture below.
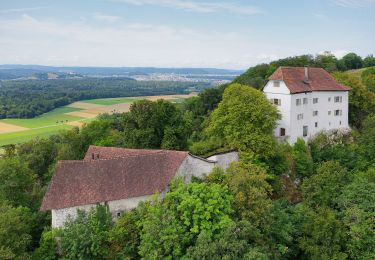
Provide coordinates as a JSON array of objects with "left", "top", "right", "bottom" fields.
[{"left": 0, "top": 93, "right": 196, "bottom": 146}]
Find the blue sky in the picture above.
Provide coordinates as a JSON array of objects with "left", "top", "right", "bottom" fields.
[{"left": 0, "top": 0, "right": 374, "bottom": 69}]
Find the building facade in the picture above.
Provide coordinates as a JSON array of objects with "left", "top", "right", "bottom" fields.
[
  {"left": 41, "top": 146, "right": 238, "bottom": 228},
  {"left": 263, "top": 67, "right": 350, "bottom": 143}
]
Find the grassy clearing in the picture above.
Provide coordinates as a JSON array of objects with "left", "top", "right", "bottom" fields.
[
  {"left": 0, "top": 124, "right": 73, "bottom": 146},
  {"left": 81, "top": 97, "right": 138, "bottom": 105},
  {"left": 1, "top": 107, "right": 84, "bottom": 128}
]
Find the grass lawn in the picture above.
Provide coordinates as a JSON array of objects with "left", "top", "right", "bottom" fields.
[
  {"left": 0, "top": 124, "right": 73, "bottom": 146},
  {"left": 1, "top": 107, "right": 84, "bottom": 128},
  {"left": 81, "top": 97, "right": 138, "bottom": 105}
]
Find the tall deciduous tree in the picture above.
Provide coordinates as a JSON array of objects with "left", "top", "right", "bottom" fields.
[{"left": 205, "top": 83, "right": 280, "bottom": 158}]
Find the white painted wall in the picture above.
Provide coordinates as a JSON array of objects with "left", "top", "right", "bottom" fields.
[
  {"left": 263, "top": 80, "right": 349, "bottom": 143},
  {"left": 52, "top": 195, "right": 151, "bottom": 228}
]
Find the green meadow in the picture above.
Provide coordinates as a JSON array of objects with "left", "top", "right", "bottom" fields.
[
  {"left": 81, "top": 97, "right": 137, "bottom": 105},
  {"left": 2, "top": 107, "right": 83, "bottom": 128}
]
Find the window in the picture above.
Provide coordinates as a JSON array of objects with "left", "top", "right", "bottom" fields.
[
  {"left": 335, "top": 109, "right": 342, "bottom": 116},
  {"left": 313, "top": 98, "right": 318, "bottom": 104},
  {"left": 273, "top": 81, "right": 280, "bottom": 87},
  {"left": 280, "top": 128, "right": 286, "bottom": 136},
  {"left": 335, "top": 96, "right": 342, "bottom": 103},
  {"left": 328, "top": 97, "right": 331, "bottom": 102},
  {"left": 315, "top": 122, "right": 318, "bottom": 128},
  {"left": 340, "top": 121, "right": 342, "bottom": 125},
  {"left": 297, "top": 113, "right": 304, "bottom": 120},
  {"left": 328, "top": 111, "right": 331, "bottom": 115},
  {"left": 303, "top": 98, "right": 308, "bottom": 104},
  {"left": 272, "top": 98, "right": 281, "bottom": 106},
  {"left": 296, "top": 99, "right": 301, "bottom": 106},
  {"left": 313, "top": 111, "right": 318, "bottom": 116},
  {"left": 117, "top": 212, "right": 121, "bottom": 218},
  {"left": 303, "top": 126, "right": 308, "bottom": 137}
]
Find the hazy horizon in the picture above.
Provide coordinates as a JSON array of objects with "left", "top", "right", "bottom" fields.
[{"left": 1, "top": 0, "right": 374, "bottom": 69}]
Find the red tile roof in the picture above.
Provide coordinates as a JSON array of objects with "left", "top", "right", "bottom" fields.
[
  {"left": 41, "top": 146, "right": 189, "bottom": 210},
  {"left": 268, "top": 67, "right": 350, "bottom": 94}
]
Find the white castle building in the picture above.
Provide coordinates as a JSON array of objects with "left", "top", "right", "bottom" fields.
[{"left": 263, "top": 67, "right": 350, "bottom": 143}]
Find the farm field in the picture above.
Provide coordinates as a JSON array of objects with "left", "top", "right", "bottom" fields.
[{"left": 0, "top": 93, "right": 196, "bottom": 146}]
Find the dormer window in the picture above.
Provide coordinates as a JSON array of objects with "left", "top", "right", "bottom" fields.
[{"left": 273, "top": 81, "right": 280, "bottom": 87}]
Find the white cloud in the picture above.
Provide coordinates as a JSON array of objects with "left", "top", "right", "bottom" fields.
[
  {"left": 111, "top": 0, "right": 261, "bottom": 15},
  {"left": 0, "top": 7, "right": 46, "bottom": 14},
  {"left": 332, "top": 0, "right": 375, "bottom": 7},
  {"left": 93, "top": 13, "right": 121, "bottom": 22}
]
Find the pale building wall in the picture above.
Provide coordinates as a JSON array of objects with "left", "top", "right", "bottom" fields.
[
  {"left": 52, "top": 195, "right": 151, "bottom": 228},
  {"left": 264, "top": 80, "right": 349, "bottom": 143},
  {"left": 206, "top": 151, "right": 239, "bottom": 170},
  {"left": 263, "top": 80, "right": 292, "bottom": 139}
]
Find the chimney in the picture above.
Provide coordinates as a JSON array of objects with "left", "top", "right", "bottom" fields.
[{"left": 304, "top": 67, "right": 309, "bottom": 83}]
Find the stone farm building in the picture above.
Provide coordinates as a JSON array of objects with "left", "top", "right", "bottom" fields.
[
  {"left": 263, "top": 67, "right": 350, "bottom": 143},
  {"left": 41, "top": 145, "right": 238, "bottom": 228}
]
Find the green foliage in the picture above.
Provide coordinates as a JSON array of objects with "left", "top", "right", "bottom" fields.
[
  {"left": 358, "top": 115, "right": 375, "bottom": 166},
  {"left": 206, "top": 83, "right": 279, "bottom": 158},
  {"left": 302, "top": 161, "right": 351, "bottom": 209},
  {"left": 333, "top": 71, "right": 375, "bottom": 129},
  {"left": 297, "top": 206, "right": 347, "bottom": 259},
  {"left": 59, "top": 205, "right": 113, "bottom": 260},
  {"left": 121, "top": 99, "right": 191, "bottom": 150},
  {"left": 0, "top": 202, "right": 32, "bottom": 259},
  {"left": 363, "top": 55, "right": 375, "bottom": 67},
  {"left": 186, "top": 221, "right": 269, "bottom": 259},
  {"left": 139, "top": 179, "right": 233, "bottom": 258},
  {"left": 226, "top": 161, "right": 272, "bottom": 226},
  {"left": 107, "top": 208, "right": 142, "bottom": 259},
  {"left": 339, "top": 169, "right": 375, "bottom": 259},
  {"left": 0, "top": 157, "right": 35, "bottom": 207},
  {"left": 341, "top": 52, "right": 363, "bottom": 70},
  {"left": 292, "top": 139, "right": 314, "bottom": 179},
  {"left": 361, "top": 67, "right": 375, "bottom": 92},
  {"left": 32, "top": 229, "right": 59, "bottom": 260}
]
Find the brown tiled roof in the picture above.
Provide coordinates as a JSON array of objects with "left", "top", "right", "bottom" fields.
[
  {"left": 268, "top": 67, "right": 350, "bottom": 94},
  {"left": 84, "top": 145, "right": 165, "bottom": 161},
  {"left": 41, "top": 147, "right": 189, "bottom": 210}
]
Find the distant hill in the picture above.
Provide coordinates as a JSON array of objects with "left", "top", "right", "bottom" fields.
[{"left": 0, "top": 65, "right": 243, "bottom": 80}]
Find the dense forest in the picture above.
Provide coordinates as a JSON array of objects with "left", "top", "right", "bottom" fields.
[
  {"left": 0, "top": 78, "right": 210, "bottom": 119},
  {"left": 0, "top": 53, "right": 374, "bottom": 259}
]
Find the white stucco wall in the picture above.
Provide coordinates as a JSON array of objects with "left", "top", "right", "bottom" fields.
[
  {"left": 264, "top": 80, "right": 349, "bottom": 143},
  {"left": 263, "top": 80, "right": 292, "bottom": 139},
  {"left": 206, "top": 151, "right": 239, "bottom": 170},
  {"left": 52, "top": 195, "right": 151, "bottom": 228}
]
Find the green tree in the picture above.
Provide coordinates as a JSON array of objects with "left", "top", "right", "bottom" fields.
[
  {"left": 59, "top": 205, "right": 113, "bottom": 260},
  {"left": 0, "top": 202, "right": 32, "bottom": 260},
  {"left": 338, "top": 168, "right": 375, "bottom": 259},
  {"left": 297, "top": 206, "right": 347, "bottom": 259},
  {"left": 340, "top": 53, "right": 363, "bottom": 70},
  {"left": 361, "top": 67, "right": 375, "bottom": 92},
  {"left": 121, "top": 99, "right": 191, "bottom": 150},
  {"left": 363, "top": 54, "right": 375, "bottom": 67},
  {"left": 333, "top": 71, "right": 375, "bottom": 129},
  {"left": 226, "top": 161, "right": 272, "bottom": 226},
  {"left": 302, "top": 161, "right": 351, "bottom": 209},
  {"left": 139, "top": 180, "right": 233, "bottom": 258},
  {"left": 292, "top": 138, "right": 314, "bottom": 179},
  {"left": 205, "top": 83, "right": 280, "bottom": 158},
  {"left": 0, "top": 157, "right": 35, "bottom": 207},
  {"left": 32, "top": 229, "right": 59, "bottom": 260}
]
